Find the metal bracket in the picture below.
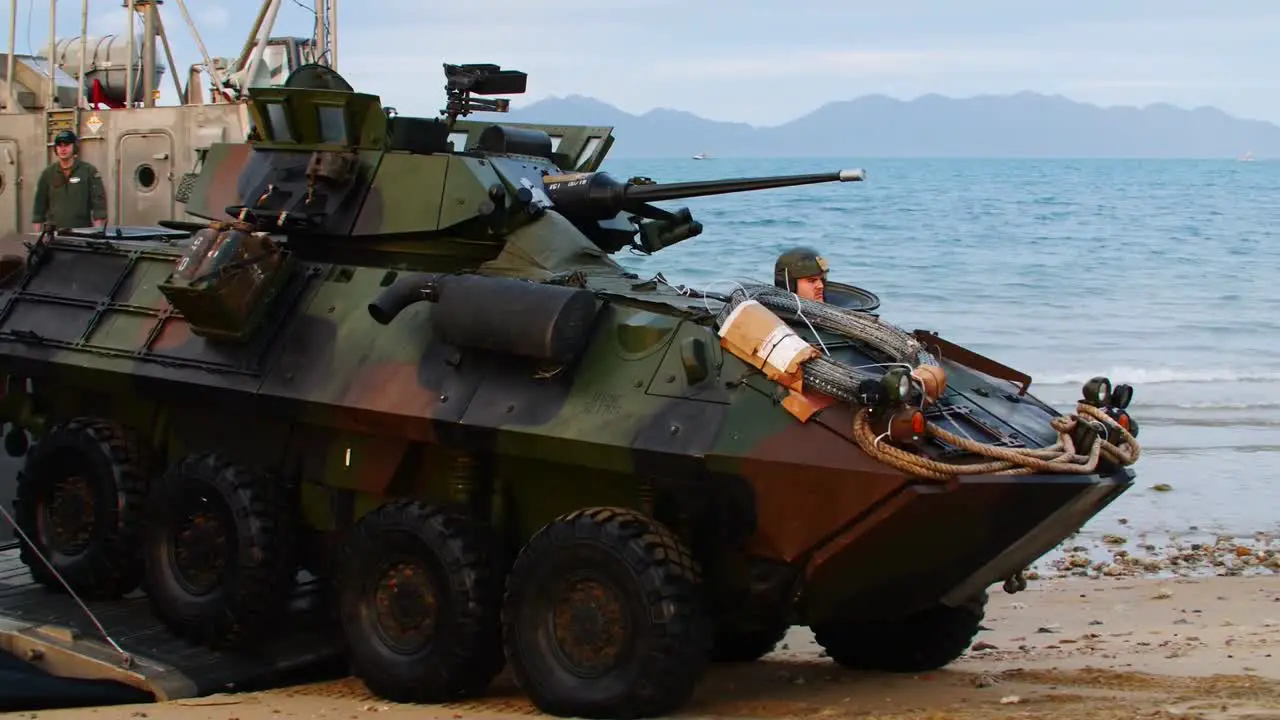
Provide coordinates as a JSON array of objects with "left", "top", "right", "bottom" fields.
[{"left": 924, "top": 401, "right": 1026, "bottom": 457}]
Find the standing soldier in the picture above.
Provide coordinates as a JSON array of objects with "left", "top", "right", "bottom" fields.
[{"left": 31, "top": 130, "right": 107, "bottom": 233}]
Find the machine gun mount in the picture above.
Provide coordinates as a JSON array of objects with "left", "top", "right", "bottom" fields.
[{"left": 440, "top": 62, "right": 529, "bottom": 128}]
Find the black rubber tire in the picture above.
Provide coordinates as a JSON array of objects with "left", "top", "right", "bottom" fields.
[
  {"left": 142, "top": 451, "right": 297, "bottom": 649},
  {"left": 810, "top": 591, "right": 988, "bottom": 673},
  {"left": 11, "top": 418, "right": 149, "bottom": 599},
  {"left": 501, "top": 507, "right": 712, "bottom": 719},
  {"left": 711, "top": 622, "right": 789, "bottom": 662},
  {"left": 336, "top": 499, "right": 504, "bottom": 703}
]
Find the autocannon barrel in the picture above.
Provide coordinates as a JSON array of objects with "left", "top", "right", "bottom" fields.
[{"left": 542, "top": 168, "right": 866, "bottom": 220}]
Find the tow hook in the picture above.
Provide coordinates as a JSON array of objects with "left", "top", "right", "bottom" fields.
[{"left": 1002, "top": 569, "right": 1028, "bottom": 594}]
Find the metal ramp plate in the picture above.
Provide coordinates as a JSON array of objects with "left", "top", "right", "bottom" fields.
[{"left": 0, "top": 547, "right": 346, "bottom": 702}]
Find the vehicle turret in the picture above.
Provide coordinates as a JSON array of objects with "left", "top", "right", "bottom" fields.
[{"left": 179, "top": 62, "right": 865, "bottom": 271}]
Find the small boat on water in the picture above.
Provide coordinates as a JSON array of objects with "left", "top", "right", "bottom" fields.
[{"left": 692, "top": 151, "right": 710, "bottom": 159}]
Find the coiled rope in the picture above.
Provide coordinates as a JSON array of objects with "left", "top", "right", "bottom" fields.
[{"left": 853, "top": 402, "right": 1142, "bottom": 482}]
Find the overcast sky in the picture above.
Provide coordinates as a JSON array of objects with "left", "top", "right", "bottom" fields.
[{"left": 14, "top": 0, "right": 1278, "bottom": 127}]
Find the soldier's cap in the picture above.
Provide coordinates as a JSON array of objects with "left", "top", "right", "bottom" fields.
[{"left": 53, "top": 130, "right": 77, "bottom": 145}]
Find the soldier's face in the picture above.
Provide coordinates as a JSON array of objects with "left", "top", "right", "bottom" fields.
[
  {"left": 796, "top": 276, "right": 824, "bottom": 302},
  {"left": 54, "top": 142, "right": 74, "bottom": 160}
]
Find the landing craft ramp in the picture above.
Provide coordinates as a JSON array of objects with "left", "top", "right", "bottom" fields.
[{"left": 0, "top": 543, "right": 347, "bottom": 711}]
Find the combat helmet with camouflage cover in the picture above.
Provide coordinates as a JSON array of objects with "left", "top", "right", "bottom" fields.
[{"left": 774, "top": 245, "right": 829, "bottom": 292}]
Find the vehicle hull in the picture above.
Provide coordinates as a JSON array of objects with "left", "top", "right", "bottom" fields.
[{"left": 799, "top": 468, "right": 1132, "bottom": 623}]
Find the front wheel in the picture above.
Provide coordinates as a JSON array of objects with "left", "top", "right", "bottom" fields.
[
  {"left": 811, "top": 591, "right": 988, "bottom": 673},
  {"left": 501, "top": 507, "right": 712, "bottom": 719}
]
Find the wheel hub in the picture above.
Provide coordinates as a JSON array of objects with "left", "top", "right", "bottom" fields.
[
  {"left": 171, "top": 500, "right": 230, "bottom": 596},
  {"left": 372, "top": 561, "right": 438, "bottom": 653},
  {"left": 550, "top": 577, "right": 627, "bottom": 677},
  {"left": 41, "top": 475, "right": 95, "bottom": 556}
]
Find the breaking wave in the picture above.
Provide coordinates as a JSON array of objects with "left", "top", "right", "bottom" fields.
[
  {"left": 1032, "top": 367, "right": 1280, "bottom": 386},
  {"left": 1135, "top": 401, "right": 1280, "bottom": 411}
]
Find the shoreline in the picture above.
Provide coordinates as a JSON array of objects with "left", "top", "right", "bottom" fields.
[{"left": 12, "top": 574, "right": 1280, "bottom": 720}]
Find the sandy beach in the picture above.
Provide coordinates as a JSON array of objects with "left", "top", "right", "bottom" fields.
[{"left": 11, "top": 573, "right": 1276, "bottom": 720}]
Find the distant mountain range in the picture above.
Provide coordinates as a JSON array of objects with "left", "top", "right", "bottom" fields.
[{"left": 472, "top": 92, "right": 1276, "bottom": 159}]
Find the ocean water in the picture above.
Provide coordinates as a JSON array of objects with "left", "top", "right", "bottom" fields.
[{"left": 600, "top": 156, "right": 1280, "bottom": 542}]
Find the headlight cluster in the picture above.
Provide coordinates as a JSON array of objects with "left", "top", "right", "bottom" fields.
[
  {"left": 856, "top": 367, "right": 915, "bottom": 408},
  {"left": 1081, "top": 376, "right": 1139, "bottom": 437},
  {"left": 855, "top": 367, "right": 929, "bottom": 445}
]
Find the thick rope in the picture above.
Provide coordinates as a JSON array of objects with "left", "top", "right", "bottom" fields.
[{"left": 852, "top": 401, "right": 1140, "bottom": 482}]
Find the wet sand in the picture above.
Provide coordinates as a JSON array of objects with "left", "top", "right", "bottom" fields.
[{"left": 18, "top": 574, "right": 1280, "bottom": 720}]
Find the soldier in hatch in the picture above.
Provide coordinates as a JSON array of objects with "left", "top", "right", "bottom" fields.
[
  {"left": 31, "top": 130, "right": 108, "bottom": 233},
  {"left": 773, "top": 246, "right": 829, "bottom": 302}
]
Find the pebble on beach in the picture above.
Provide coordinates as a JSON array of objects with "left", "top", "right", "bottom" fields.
[{"left": 1035, "top": 531, "right": 1280, "bottom": 581}]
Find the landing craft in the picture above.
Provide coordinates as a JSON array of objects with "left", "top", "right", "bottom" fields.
[{"left": 0, "top": 56, "right": 1141, "bottom": 718}]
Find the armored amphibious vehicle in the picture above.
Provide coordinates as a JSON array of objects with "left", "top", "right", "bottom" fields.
[{"left": 0, "top": 62, "right": 1142, "bottom": 718}]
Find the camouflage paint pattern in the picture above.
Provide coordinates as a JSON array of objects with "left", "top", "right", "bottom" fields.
[{"left": 0, "top": 72, "right": 1137, "bottom": 635}]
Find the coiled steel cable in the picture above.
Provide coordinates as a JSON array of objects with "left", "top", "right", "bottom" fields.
[{"left": 716, "top": 284, "right": 934, "bottom": 401}]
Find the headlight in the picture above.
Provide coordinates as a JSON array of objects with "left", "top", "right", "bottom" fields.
[
  {"left": 1110, "top": 383, "right": 1133, "bottom": 409},
  {"left": 881, "top": 368, "right": 911, "bottom": 404},
  {"left": 1082, "top": 376, "right": 1111, "bottom": 406}
]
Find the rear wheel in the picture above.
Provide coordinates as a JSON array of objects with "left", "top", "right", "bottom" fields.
[
  {"left": 501, "top": 507, "right": 712, "bottom": 719},
  {"left": 142, "top": 452, "right": 297, "bottom": 648},
  {"left": 11, "top": 418, "right": 149, "bottom": 599},
  {"left": 337, "top": 500, "right": 505, "bottom": 703},
  {"left": 811, "top": 591, "right": 988, "bottom": 672}
]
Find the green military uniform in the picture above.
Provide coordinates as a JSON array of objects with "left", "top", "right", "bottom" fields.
[{"left": 31, "top": 130, "right": 108, "bottom": 230}]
